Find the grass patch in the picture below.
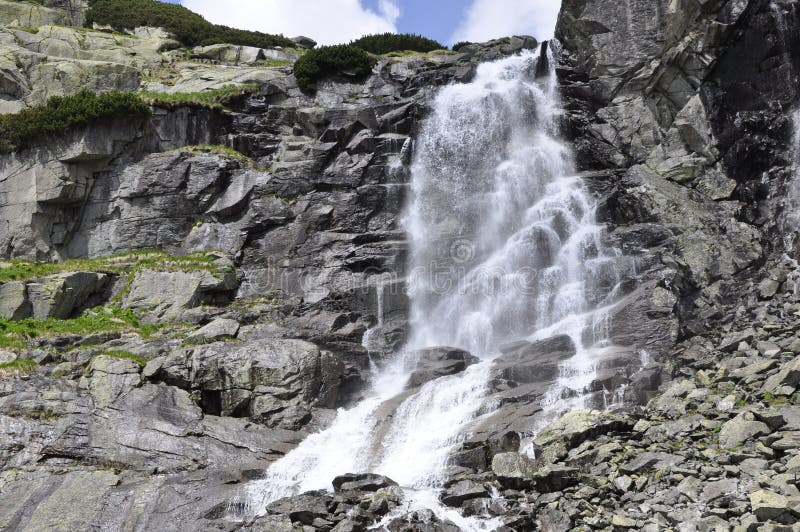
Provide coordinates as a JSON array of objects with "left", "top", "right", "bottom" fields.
[
  {"left": 0, "top": 306, "right": 139, "bottom": 348},
  {"left": 180, "top": 144, "right": 251, "bottom": 165},
  {"left": 0, "top": 358, "right": 38, "bottom": 375},
  {"left": 10, "top": 26, "right": 40, "bottom": 34},
  {"left": 255, "top": 59, "right": 294, "bottom": 68},
  {"left": 139, "top": 84, "right": 257, "bottom": 109},
  {"left": 93, "top": 350, "right": 147, "bottom": 366},
  {"left": 0, "top": 250, "right": 227, "bottom": 283},
  {"left": 0, "top": 306, "right": 173, "bottom": 350},
  {"left": 0, "top": 90, "right": 150, "bottom": 154}
]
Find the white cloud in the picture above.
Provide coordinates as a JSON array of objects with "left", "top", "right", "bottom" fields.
[
  {"left": 451, "top": 0, "right": 561, "bottom": 44},
  {"left": 182, "top": 0, "right": 400, "bottom": 45}
]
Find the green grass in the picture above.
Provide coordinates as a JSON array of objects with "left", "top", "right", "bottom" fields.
[
  {"left": 255, "top": 59, "right": 294, "bottom": 68},
  {"left": 180, "top": 144, "right": 251, "bottom": 165},
  {"left": 0, "top": 306, "right": 173, "bottom": 350},
  {"left": 9, "top": 26, "right": 40, "bottom": 34},
  {"left": 0, "top": 250, "right": 227, "bottom": 283},
  {"left": 93, "top": 350, "right": 147, "bottom": 366},
  {"left": 0, "top": 306, "right": 138, "bottom": 348},
  {"left": 0, "top": 358, "right": 38, "bottom": 375},
  {"left": 139, "top": 84, "right": 257, "bottom": 109}
]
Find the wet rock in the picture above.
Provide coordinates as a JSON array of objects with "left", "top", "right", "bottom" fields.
[
  {"left": 440, "top": 479, "right": 489, "bottom": 507},
  {"left": 407, "top": 347, "right": 479, "bottom": 388},
  {"left": 332, "top": 473, "right": 397, "bottom": 492},
  {"left": 492, "top": 335, "right": 576, "bottom": 384},
  {"left": 265, "top": 491, "right": 332, "bottom": 525}
]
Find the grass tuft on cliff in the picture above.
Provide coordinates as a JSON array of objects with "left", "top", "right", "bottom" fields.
[
  {"left": 293, "top": 45, "right": 376, "bottom": 93},
  {"left": 0, "top": 250, "right": 228, "bottom": 284},
  {"left": 350, "top": 33, "right": 445, "bottom": 55},
  {"left": 139, "top": 84, "right": 257, "bottom": 110},
  {"left": 85, "top": 0, "right": 294, "bottom": 49},
  {"left": 0, "top": 90, "right": 150, "bottom": 154},
  {"left": 0, "top": 306, "right": 148, "bottom": 350}
]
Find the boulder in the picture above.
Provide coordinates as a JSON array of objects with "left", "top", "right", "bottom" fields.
[
  {"left": 153, "top": 339, "right": 344, "bottom": 429},
  {"left": 407, "top": 347, "right": 479, "bottom": 388},
  {"left": 440, "top": 479, "right": 489, "bottom": 507},
  {"left": 0, "top": 281, "right": 31, "bottom": 320},
  {"left": 265, "top": 491, "right": 332, "bottom": 526},
  {"left": 26, "top": 272, "right": 109, "bottom": 319},
  {"left": 185, "top": 318, "right": 241, "bottom": 343},
  {"left": 532, "top": 464, "right": 580, "bottom": 492},
  {"left": 122, "top": 263, "right": 237, "bottom": 324},
  {"left": 292, "top": 36, "right": 317, "bottom": 49},
  {"left": 749, "top": 490, "right": 790, "bottom": 522},
  {"left": 619, "top": 452, "right": 685, "bottom": 475},
  {"left": 332, "top": 473, "right": 397, "bottom": 493},
  {"left": 491, "top": 452, "right": 537, "bottom": 488},
  {"left": 534, "top": 410, "right": 633, "bottom": 463},
  {"left": 762, "top": 356, "right": 800, "bottom": 394},
  {"left": 718, "top": 412, "right": 771, "bottom": 448}
]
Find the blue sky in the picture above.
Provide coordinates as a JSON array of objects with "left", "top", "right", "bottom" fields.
[{"left": 166, "top": 0, "right": 561, "bottom": 46}]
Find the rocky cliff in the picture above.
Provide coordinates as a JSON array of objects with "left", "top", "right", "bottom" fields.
[{"left": 1, "top": 0, "right": 800, "bottom": 530}]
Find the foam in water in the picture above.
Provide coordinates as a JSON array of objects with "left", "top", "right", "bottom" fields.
[{"left": 246, "top": 46, "right": 623, "bottom": 529}]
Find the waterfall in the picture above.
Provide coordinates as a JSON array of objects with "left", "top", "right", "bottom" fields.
[{"left": 246, "top": 46, "right": 622, "bottom": 528}]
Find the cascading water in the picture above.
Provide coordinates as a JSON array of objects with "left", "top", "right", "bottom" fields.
[{"left": 246, "top": 45, "right": 623, "bottom": 529}]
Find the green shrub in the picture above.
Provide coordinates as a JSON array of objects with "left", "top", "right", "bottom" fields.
[
  {"left": 350, "top": 33, "right": 445, "bottom": 55},
  {"left": 85, "top": 0, "right": 294, "bottom": 49},
  {"left": 293, "top": 44, "right": 376, "bottom": 92},
  {"left": 0, "top": 90, "right": 150, "bottom": 153},
  {"left": 452, "top": 41, "right": 473, "bottom": 52}
]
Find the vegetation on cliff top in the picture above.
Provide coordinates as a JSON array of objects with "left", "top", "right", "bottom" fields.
[
  {"left": 350, "top": 33, "right": 445, "bottom": 55},
  {"left": 293, "top": 44, "right": 376, "bottom": 92},
  {"left": 85, "top": 0, "right": 295, "bottom": 49},
  {"left": 0, "top": 90, "right": 150, "bottom": 153}
]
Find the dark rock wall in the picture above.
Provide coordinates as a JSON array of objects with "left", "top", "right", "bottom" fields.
[{"left": 558, "top": 0, "right": 800, "bottom": 344}]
